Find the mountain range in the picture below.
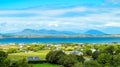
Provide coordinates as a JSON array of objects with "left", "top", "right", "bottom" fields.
[
  {"left": 2, "top": 29, "right": 106, "bottom": 36},
  {"left": 84, "top": 29, "right": 106, "bottom": 35}
]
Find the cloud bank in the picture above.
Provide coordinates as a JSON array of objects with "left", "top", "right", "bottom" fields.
[{"left": 0, "top": 0, "right": 120, "bottom": 34}]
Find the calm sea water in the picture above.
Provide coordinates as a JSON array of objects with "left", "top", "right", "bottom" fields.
[{"left": 0, "top": 37, "right": 120, "bottom": 44}]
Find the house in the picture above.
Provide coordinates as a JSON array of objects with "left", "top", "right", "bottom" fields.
[
  {"left": 90, "top": 48, "right": 96, "bottom": 53},
  {"left": 27, "top": 56, "right": 40, "bottom": 61},
  {"left": 70, "top": 50, "right": 83, "bottom": 55},
  {"left": 46, "top": 44, "right": 52, "bottom": 49},
  {"left": 18, "top": 43, "right": 24, "bottom": 50}
]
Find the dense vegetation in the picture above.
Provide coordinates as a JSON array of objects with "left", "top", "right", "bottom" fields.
[
  {"left": 45, "top": 43, "right": 120, "bottom": 67},
  {"left": 0, "top": 51, "right": 30, "bottom": 67},
  {"left": 1, "top": 43, "right": 120, "bottom": 67}
]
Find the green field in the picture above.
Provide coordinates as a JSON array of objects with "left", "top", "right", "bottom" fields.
[
  {"left": 8, "top": 50, "right": 50, "bottom": 60},
  {"left": 33, "top": 63, "right": 60, "bottom": 67}
]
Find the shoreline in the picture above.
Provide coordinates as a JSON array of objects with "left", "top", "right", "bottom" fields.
[{"left": 0, "top": 42, "right": 119, "bottom": 46}]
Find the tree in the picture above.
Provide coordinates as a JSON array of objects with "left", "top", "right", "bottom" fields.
[
  {"left": 85, "top": 50, "right": 92, "bottom": 56},
  {"left": 46, "top": 50, "right": 65, "bottom": 64},
  {"left": 0, "top": 51, "right": 30, "bottom": 67},
  {"left": 97, "top": 53, "right": 111, "bottom": 66},
  {"left": 0, "top": 51, "right": 8, "bottom": 67},
  {"left": 11, "top": 58, "right": 30, "bottom": 67},
  {"left": 92, "top": 51, "right": 100, "bottom": 60},
  {"left": 4, "top": 59, "right": 11, "bottom": 67},
  {"left": 112, "top": 54, "right": 120, "bottom": 67},
  {"left": 104, "top": 45, "right": 115, "bottom": 55},
  {"left": 18, "top": 58, "right": 30, "bottom": 67},
  {"left": 58, "top": 54, "right": 78, "bottom": 67},
  {"left": 11, "top": 62, "right": 20, "bottom": 67},
  {"left": 76, "top": 55, "right": 85, "bottom": 64},
  {"left": 104, "top": 45, "right": 117, "bottom": 66},
  {"left": 0, "top": 51, "right": 8, "bottom": 60},
  {"left": 46, "top": 50, "right": 54, "bottom": 63}
]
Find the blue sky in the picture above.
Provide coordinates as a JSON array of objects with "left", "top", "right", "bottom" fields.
[{"left": 0, "top": 0, "right": 120, "bottom": 34}]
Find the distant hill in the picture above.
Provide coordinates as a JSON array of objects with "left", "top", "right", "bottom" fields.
[
  {"left": 1, "top": 29, "right": 120, "bottom": 38},
  {"left": 84, "top": 29, "right": 106, "bottom": 34},
  {"left": 7, "top": 29, "right": 77, "bottom": 36},
  {"left": 4, "top": 29, "right": 106, "bottom": 36},
  {"left": 0, "top": 33, "right": 2, "bottom": 35}
]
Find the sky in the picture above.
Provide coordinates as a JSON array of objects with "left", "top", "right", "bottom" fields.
[{"left": 0, "top": 0, "right": 120, "bottom": 34}]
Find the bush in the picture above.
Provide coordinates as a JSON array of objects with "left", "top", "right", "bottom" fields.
[
  {"left": 0, "top": 51, "right": 30, "bottom": 67},
  {"left": 84, "top": 60, "right": 102, "bottom": 67},
  {"left": 46, "top": 50, "right": 65, "bottom": 64},
  {"left": 46, "top": 50, "right": 79, "bottom": 67},
  {"left": 76, "top": 55, "right": 85, "bottom": 63},
  {"left": 92, "top": 51, "right": 100, "bottom": 60},
  {"left": 19, "top": 58, "right": 30, "bottom": 67},
  {"left": 7, "top": 48, "right": 20, "bottom": 54},
  {"left": 0, "top": 51, "right": 8, "bottom": 60},
  {"left": 113, "top": 54, "right": 120, "bottom": 66},
  {"left": 85, "top": 50, "right": 92, "bottom": 56},
  {"left": 58, "top": 54, "right": 78, "bottom": 67},
  {"left": 0, "top": 51, "right": 8, "bottom": 67},
  {"left": 97, "top": 53, "right": 111, "bottom": 66},
  {"left": 11, "top": 58, "right": 30, "bottom": 67},
  {"left": 72, "top": 63, "right": 83, "bottom": 67}
]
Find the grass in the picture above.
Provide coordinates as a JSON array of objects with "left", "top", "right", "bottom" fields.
[
  {"left": 33, "top": 63, "right": 60, "bottom": 67},
  {"left": 8, "top": 50, "right": 50, "bottom": 60}
]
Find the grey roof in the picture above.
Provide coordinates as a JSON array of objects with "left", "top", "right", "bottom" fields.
[
  {"left": 70, "top": 50, "right": 83, "bottom": 55},
  {"left": 27, "top": 56, "right": 40, "bottom": 61}
]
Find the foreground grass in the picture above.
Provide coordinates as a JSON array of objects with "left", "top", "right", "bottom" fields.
[
  {"left": 8, "top": 50, "right": 50, "bottom": 60},
  {"left": 33, "top": 63, "right": 60, "bottom": 67}
]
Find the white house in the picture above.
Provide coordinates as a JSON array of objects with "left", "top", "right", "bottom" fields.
[{"left": 70, "top": 50, "right": 83, "bottom": 55}]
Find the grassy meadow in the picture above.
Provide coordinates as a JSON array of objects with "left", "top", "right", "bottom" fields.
[
  {"left": 33, "top": 63, "right": 60, "bottom": 67},
  {"left": 8, "top": 50, "right": 50, "bottom": 60}
]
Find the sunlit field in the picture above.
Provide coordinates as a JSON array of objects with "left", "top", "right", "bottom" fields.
[{"left": 8, "top": 50, "right": 50, "bottom": 60}]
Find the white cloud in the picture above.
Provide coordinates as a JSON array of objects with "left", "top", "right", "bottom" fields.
[
  {"left": 0, "top": 6, "right": 120, "bottom": 33},
  {"left": 104, "top": 22, "right": 120, "bottom": 26},
  {"left": 0, "top": 7, "right": 87, "bottom": 16}
]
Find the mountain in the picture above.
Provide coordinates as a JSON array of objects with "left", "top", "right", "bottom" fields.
[
  {"left": 7, "top": 29, "right": 77, "bottom": 36},
  {"left": 2, "top": 29, "right": 119, "bottom": 38},
  {"left": 2, "top": 29, "right": 108, "bottom": 37},
  {"left": 0, "top": 33, "right": 2, "bottom": 35},
  {"left": 84, "top": 29, "right": 106, "bottom": 34}
]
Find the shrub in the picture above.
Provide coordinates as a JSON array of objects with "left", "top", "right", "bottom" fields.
[
  {"left": 7, "top": 48, "right": 20, "bottom": 54},
  {"left": 46, "top": 50, "right": 65, "bottom": 64},
  {"left": 0, "top": 51, "right": 8, "bottom": 60},
  {"left": 58, "top": 54, "right": 78, "bottom": 67},
  {"left": 111, "top": 54, "right": 120, "bottom": 67},
  {"left": 0, "top": 51, "right": 8, "bottom": 67},
  {"left": 11, "top": 58, "right": 30, "bottom": 67},
  {"left": 72, "top": 63, "right": 83, "bottom": 67},
  {"left": 84, "top": 60, "right": 102, "bottom": 67},
  {"left": 92, "top": 51, "right": 100, "bottom": 60},
  {"left": 76, "top": 55, "right": 85, "bottom": 63},
  {"left": 97, "top": 53, "right": 111, "bottom": 66},
  {"left": 85, "top": 50, "right": 92, "bottom": 56}
]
